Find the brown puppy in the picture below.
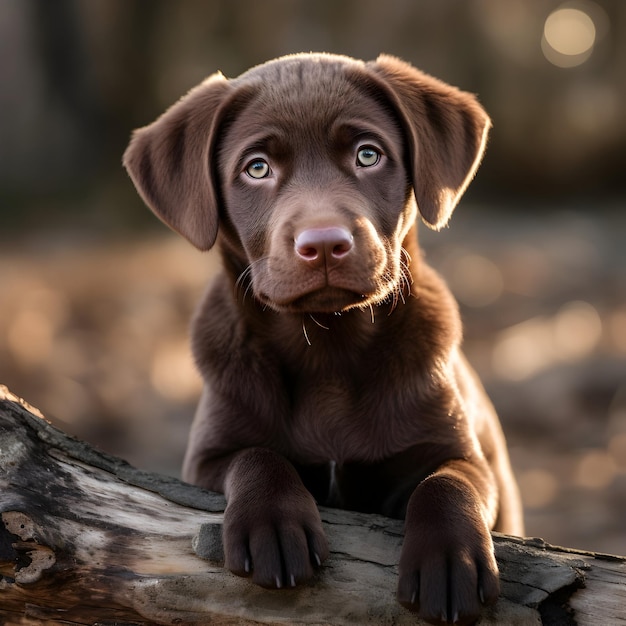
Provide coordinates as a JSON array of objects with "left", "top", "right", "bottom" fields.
[{"left": 124, "top": 53, "right": 524, "bottom": 625}]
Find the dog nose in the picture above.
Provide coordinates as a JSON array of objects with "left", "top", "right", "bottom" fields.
[{"left": 294, "top": 227, "right": 354, "bottom": 265}]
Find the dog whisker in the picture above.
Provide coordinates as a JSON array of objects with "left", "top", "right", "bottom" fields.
[
  {"left": 400, "top": 247, "right": 414, "bottom": 293},
  {"left": 235, "top": 265, "right": 255, "bottom": 303},
  {"left": 243, "top": 282, "right": 255, "bottom": 303},
  {"left": 309, "top": 314, "right": 330, "bottom": 330},
  {"left": 401, "top": 276, "right": 411, "bottom": 302},
  {"left": 301, "top": 314, "right": 330, "bottom": 346},
  {"left": 235, "top": 257, "right": 273, "bottom": 304},
  {"left": 302, "top": 316, "right": 312, "bottom": 346},
  {"left": 234, "top": 268, "right": 251, "bottom": 302},
  {"left": 380, "top": 270, "right": 403, "bottom": 315},
  {"left": 398, "top": 285, "right": 406, "bottom": 306},
  {"left": 400, "top": 246, "right": 413, "bottom": 268},
  {"left": 390, "top": 248, "right": 413, "bottom": 307}
]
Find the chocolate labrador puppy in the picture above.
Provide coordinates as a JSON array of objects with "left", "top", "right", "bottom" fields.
[{"left": 124, "top": 53, "right": 524, "bottom": 625}]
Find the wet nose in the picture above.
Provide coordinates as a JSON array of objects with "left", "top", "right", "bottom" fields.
[{"left": 294, "top": 227, "right": 354, "bottom": 265}]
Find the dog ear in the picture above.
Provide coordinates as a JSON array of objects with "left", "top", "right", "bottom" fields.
[
  {"left": 370, "top": 55, "right": 491, "bottom": 230},
  {"left": 123, "top": 73, "right": 233, "bottom": 251}
]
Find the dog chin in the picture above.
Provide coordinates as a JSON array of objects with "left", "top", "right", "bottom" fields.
[{"left": 263, "top": 287, "right": 374, "bottom": 314}]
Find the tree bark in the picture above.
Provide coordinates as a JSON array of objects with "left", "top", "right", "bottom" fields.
[{"left": 1, "top": 385, "right": 624, "bottom": 625}]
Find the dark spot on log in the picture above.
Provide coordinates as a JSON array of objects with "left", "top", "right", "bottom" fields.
[
  {"left": 15, "top": 548, "right": 33, "bottom": 573},
  {"left": 538, "top": 569, "right": 586, "bottom": 626},
  {"left": 0, "top": 524, "right": 18, "bottom": 562}
]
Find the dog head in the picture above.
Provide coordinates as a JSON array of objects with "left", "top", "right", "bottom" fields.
[{"left": 124, "top": 53, "right": 490, "bottom": 314}]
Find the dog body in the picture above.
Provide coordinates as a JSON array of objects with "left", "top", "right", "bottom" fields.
[{"left": 124, "top": 53, "right": 524, "bottom": 625}]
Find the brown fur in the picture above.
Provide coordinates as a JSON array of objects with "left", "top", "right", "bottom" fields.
[{"left": 124, "top": 53, "right": 524, "bottom": 626}]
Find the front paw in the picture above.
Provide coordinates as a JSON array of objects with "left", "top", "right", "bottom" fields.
[
  {"left": 397, "top": 483, "right": 500, "bottom": 624},
  {"left": 397, "top": 537, "right": 499, "bottom": 625},
  {"left": 223, "top": 489, "right": 329, "bottom": 589}
]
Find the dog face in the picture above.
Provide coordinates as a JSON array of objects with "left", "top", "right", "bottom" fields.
[
  {"left": 124, "top": 53, "right": 490, "bottom": 314},
  {"left": 217, "top": 60, "right": 413, "bottom": 313}
]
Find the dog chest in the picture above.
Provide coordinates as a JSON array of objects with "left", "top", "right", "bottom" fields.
[{"left": 282, "top": 369, "right": 432, "bottom": 467}]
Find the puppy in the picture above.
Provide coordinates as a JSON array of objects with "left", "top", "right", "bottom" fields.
[{"left": 124, "top": 53, "right": 524, "bottom": 625}]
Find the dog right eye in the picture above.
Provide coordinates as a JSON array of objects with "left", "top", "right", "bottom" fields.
[
  {"left": 245, "top": 159, "right": 270, "bottom": 179},
  {"left": 356, "top": 146, "right": 381, "bottom": 168}
]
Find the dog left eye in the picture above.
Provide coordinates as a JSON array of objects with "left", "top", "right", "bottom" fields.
[
  {"left": 356, "top": 146, "right": 381, "bottom": 167},
  {"left": 245, "top": 159, "right": 270, "bottom": 179}
]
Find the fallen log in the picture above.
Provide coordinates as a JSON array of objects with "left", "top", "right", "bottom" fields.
[{"left": 0, "top": 385, "right": 624, "bottom": 625}]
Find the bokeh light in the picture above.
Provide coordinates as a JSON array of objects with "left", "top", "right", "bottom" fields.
[
  {"left": 445, "top": 253, "right": 504, "bottom": 308},
  {"left": 553, "top": 300, "right": 603, "bottom": 362},
  {"left": 609, "top": 433, "right": 626, "bottom": 471},
  {"left": 492, "top": 300, "right": 603, "bottom": 381},
  {"left": 150, "top": 338, "right": 202, "bottom": 402},
  {"left": 518, "top": 468, "right": 559, "bottom": 509},
  {"left": 542, "top": 2, "right": 608, "bottom": 68},
  {"left": 608, "top": 309, "right": 626, "bottom": 355},
  {"left": 574, "top": 449, "right": 617, "bottom": 489}
]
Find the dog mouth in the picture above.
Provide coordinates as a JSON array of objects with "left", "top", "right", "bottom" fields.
[
  {"left": 257, "top": 279, "right": 401, "bottom": 314},
  {"left": 280, "top": 286, "right": 370, "bottom": 314}
]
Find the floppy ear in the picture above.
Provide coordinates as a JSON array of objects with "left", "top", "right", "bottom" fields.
[
  {"left": 369, "top": 55, "right": 491, "bottom": 230},
  {"left": 123, "top": 73, "right": 233, "bottom": 250}
]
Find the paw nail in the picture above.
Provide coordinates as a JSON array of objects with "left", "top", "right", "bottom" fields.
[
  {"left": 479, "top": 585, "right": 485, "bottom": 604},
  {"left": 453, "top": 610, "right": 459, "bottom": 623},
  {"left": 244, "top": 558, "right": 251, "bottom": 574},
  {"left": 314, "top": 552, "right": 322, "bottom": 567},
  {"left": 290, "top": 574, "right": 296, "bottom": 587},
  {"left": 275, "top": 575, "right": 282, "bottom": 589}
]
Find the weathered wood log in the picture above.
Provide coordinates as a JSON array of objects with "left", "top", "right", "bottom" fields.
[{"left": 1, "top": 385, "right": 625, "bottom": 625}]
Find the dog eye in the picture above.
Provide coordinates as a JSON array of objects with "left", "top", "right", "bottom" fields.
[
  {"left": 245, "top": 159, "right": 270, "bottom": 179},
  {"left": 356, "top": 146, "right": 381, "bottom": 167}
]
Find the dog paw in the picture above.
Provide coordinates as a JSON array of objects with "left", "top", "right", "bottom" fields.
[
  {"left": 222, "top": 486, "right": 329, "bottom": 589},
  {"left": 397, "top": 542, "right": 499, "bottom": 625},
  {"left": 396, "top": 481, "right": 500, "bottom": 624}
]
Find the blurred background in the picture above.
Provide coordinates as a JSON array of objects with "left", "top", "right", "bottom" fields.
[{"left": 1, "top": 0, "right": 625, "bottom": 555}]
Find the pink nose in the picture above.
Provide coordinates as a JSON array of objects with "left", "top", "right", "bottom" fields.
[{"left": 294, "top": 227, "right": 354, "bottom": 265}]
